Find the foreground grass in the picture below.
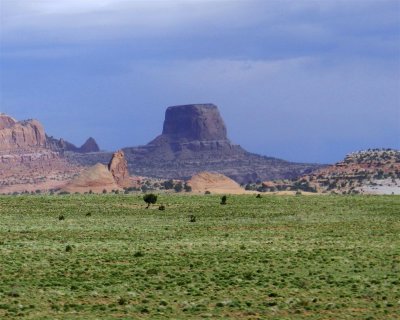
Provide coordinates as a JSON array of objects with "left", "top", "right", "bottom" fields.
[{"left": 0, "top": 194, "right": 399, "bottom": 319}]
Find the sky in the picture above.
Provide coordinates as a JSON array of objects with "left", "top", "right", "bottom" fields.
[{"left": 0, "top": 0, "right": 399, "bottom": 164}]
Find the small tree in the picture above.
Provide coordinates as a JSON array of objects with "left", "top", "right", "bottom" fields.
[
  {"left": 184, "top": 183, "right": 192, "bottom": 192},
  {"left": 143, "top": 194, "right": 157, "bottom": 208},
  {"left": 174, "top": 182, "right": 183, "bottom": 193},
  {"left": 220, "top": 195, "right": 227, "bottom": 205},
  {"left": 163, "top": 180, "right": 174, "bottom": 190}
]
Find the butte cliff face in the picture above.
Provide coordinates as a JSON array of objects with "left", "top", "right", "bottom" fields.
[
  {"left": 0, "top": 114, "right": 46, "bottom": 151},
  {"left": 119, "top": 104, "right": 324, "bottom": 183},
  {"left": 152, "top": 104, "right": 227, "bottom": 143}
]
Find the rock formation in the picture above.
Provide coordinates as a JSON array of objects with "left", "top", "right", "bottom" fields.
[
  {"left": 62, "top": 151, "right": 132, "bottom": 193},
  {"left": 108, "top": 150, "right": 131, "bottom": 188},
  {"left": 270, "top": 149, "right": 400, "bottom": 195},
  {"left": 0, "top": 114, "right": 17, "bottom": 129},
  {"left": 151, "top": 104, "right": 228, "bottom": 143},
  {"left": 79, "top": 137, "right": 100, "bottom": 153},
  {"left": 119, "top": 104, "right": 323, "bottom": 183},
  {"left": 67, "top": 103, "right": 324, "bottom": 183},
  {"left": 187, "top": 171, "right": 245, "bottom": 194},
  {"left": 62, "top": 163, "right": 120, "bottom": 193},
  {"left": 0, "top": 114, "right": 46, "bottom": 151},
  {"left": 47, "top": 136, "right": 100, "bottom": 153},
  {"left": 0, "top": 113, "right": 99, "bottom": 193}
]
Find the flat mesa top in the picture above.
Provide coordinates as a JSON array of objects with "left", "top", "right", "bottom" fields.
[{"left": 166, "top": 104, "right": 217, "bottom": 111}]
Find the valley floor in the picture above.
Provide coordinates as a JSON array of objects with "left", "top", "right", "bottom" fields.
[{"left": 0, "top": 194, "right": 399, "bottom": 319}]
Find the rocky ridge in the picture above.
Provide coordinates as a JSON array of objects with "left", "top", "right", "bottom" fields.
[
  {"left": 0, "top": 113, "right": 101, "bottom": 193},
  {"left": 262, "top": 149, "right": 400, "bottom": 194},
  {"left": 47, "top": 136, "right": 100, "bottom": 153},
  {"left": 0, "top": 114, "right": 46, "bottom": 151}
]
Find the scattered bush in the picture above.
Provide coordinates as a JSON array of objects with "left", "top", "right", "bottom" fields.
[
  {"left": 143, "top": 194, "right": 157, "bottom": 208},
  {"left": 184, "top": 183, "right": 192, "bottom": 192},
  {"left": 58, "top": 215, "right": 65, "bottom": 221},
  {"left": 133, "top": 251, "right": 144, "bottom": 257},
  {"left": 162, "top": 180, "right": 174, "bottom": 190},
  {"left": 118, "top": 297, "right": 128, "bottom": 305},
  {"left": 220, "top": 195, "right": 227, "bottom": 205},
  {"left": 159, "top": 205, "right": 166, "bottom": 211},
  {"left": 189, "top": 215, "right": 196, "bottom": 223},
  {"left": 65, "top": 245, "right": 73, "bottom": 252},
  {"left": 174, "top": 182, "right": 183, "bottom": 193}
]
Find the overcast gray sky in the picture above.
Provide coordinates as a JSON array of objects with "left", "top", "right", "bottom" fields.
[{"left": 1, "top": 0, "right": 399, "bottom": 163}]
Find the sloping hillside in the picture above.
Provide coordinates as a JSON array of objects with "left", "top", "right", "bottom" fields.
[{"left": 262, "top": 149, "right": 400, "bottom": 195}]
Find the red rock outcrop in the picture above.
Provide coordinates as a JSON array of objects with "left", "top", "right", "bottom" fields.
[
  {"left": 62, "top": 163, "right": 120, "bottom": 193},
  {"left": 0, "top": 114, "right": 86, "bottom": 193},
  {"left": 0, "top": 114, "right": 17, "bottom": 129},
  {"left": 108, "top": 150, "right": 131, "bottom": 188},
  {"left": 0, "top": 115, "right": 46, "bottom": 151}
]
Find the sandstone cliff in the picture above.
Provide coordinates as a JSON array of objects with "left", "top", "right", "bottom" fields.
[
  {"left": 0, "top": 114, "right": 46, "bottom": 151},
  {"left": 108, "top": 150, "right": 131, "bottom": 188},
  {"left": 0, "top": 114, "right": 98, "bottom": 193}
]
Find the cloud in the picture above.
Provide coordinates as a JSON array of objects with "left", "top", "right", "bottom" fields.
[{"left": 2, "top": 0, "right": 398, "bottom": 62}]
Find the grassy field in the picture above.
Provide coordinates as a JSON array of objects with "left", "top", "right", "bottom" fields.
[{"left": 0, "top": 194, "right": 399, "bottom": 319}]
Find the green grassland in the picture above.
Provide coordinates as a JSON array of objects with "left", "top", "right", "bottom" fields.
[{"left": 0, "top": 194, "right": 399, "bottom": 319}]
